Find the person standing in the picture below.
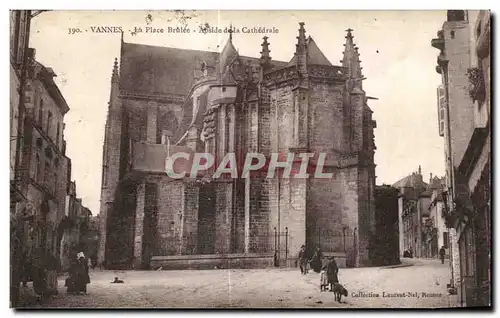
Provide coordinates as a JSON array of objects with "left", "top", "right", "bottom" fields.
[
  {"left": 298, "top": 245, "right": 308, "bottom": 275},
  {"left": 74, "top": 252, "right": 90, "bottom": 294},
  {"left": 327, "top": 256, "right": 339, "bottom": 292},
  {"left": 439, "top": 246, "right": 446, "bottom": 264},
  {"left": 310, "top": 247, "right": 323, "bottom": 273},
  {"left": 31, "top": 247, "right": 48, "bottom": 300}
]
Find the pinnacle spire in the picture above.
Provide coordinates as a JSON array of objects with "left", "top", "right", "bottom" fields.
[
  {"left": 260, "top": 36, "right": 271, "bottom": 68},
  {"left": 297, "top": 22, "right": 307, "bottom": 47},
  {"left": 112, "top": 57, "right": 119, "bottom": 83},
  {"left": 294, "top": 22, "right": 308, "bottom": 77},
  {"left": 341, "top": 28, "right": 363, "bottom": 80},
  {"left": 228, "top": 23, "right": 234, "bottom": 42}
]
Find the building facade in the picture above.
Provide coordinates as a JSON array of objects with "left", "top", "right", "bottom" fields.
[
  {"left": 431, "top": 10, "right": 491, "bottom": 307},
  {"left": 393, "top": 167, "right": 444, "bottom": 258},
  {"left": 10, "top": 9, "right": 33, "bottom": 307},
  {"left": 10, "top": 10, "right": 90, "bottom": 306},
  {"left": 394, "top": 167, "right": 429, "bottom": 258},
  {"left": 18, "top": 56, "right": 73, "bottom": 297},
  {"left": 427, "top": 185, "right": 449, "bottom": 258},
  {"left": 99, "top": 23, "right": 377, "bottom": 270},
  {"left": 60, "top": 181, "right": 93, "bottom": 270}
]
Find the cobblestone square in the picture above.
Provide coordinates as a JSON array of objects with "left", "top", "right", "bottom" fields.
[{"left": 19, "top": 259, "right": 456, "bottom": 309}]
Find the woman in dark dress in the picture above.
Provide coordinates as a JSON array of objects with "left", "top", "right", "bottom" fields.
[
  {"left": 67, "top": 253, "right": 90, "bottom": 294},
  {"left": 31, "top": 248, "right": 48, "bottom": 299},
  {"left": 74, "top": 254, "right": 90, "bottom": 294},
  {"left": 310, "top": 247, "right": 323, "bottom": 273},
  {"left": 327, "top": 257, "right": 339, "bottom": 292}
]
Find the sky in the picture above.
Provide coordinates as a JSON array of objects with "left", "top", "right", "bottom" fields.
[{"left": 29, "top": 10, "right": 447, "bottom": 215}]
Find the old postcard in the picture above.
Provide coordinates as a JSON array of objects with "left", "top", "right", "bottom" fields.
[{"left": 9, "top": 10, "right": 491, "bottom": 309}]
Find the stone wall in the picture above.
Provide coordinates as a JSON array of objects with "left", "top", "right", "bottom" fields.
[
  {"left": 156, "top": 178, "right": 184, "bottom": 255},
  {"left": 198, "top": 184, "right": 216, "bottom": 254},
  {"left": 270, "top": 86, "right": 294, "bottom": 152},
  {"left": 309, "top": 84, "right": 344, "bottom": 153},
  {"left": 98, "top": 78, "right": 122, "bottom": 266},
  {"left": 132, "top": 182, "right": 145, "bottom": 268},
  {"left": 339, "top": 167, "right": 359, "bottom": 266},
  {"left": 233, "top": 180, "right": 246, "bottom": 254},
  {"left": 258, "top": 103, "right": 271, "bottom": 156},
  {"left": 357, "top": 166, "right": 373, "bottom": 266},
  {"left": 182, "top": 181, "right": 199, "bottom": 255},
  {"left": 306, "top": 171, "right": 344, "bottom": 252},
  {"left": 214, "top": 182, "right": 233, "bottom": 254}
]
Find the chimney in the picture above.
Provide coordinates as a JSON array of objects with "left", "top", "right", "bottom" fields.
[{"left": 430, "top": 173, "right": 433, "bottom": 183}]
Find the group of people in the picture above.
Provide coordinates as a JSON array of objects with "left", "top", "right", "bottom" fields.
[
  {"left": 18, "top": 250, "right": 91, "bottom": 300},
  {"left": 402, "top": 246, "right": 447, "bottom": 264},
  {"left": 65, "top": 252, "right": 91, "bottom": 295},
  {"left": 299, "top": 245, "right": 339, "bottom": 292}
]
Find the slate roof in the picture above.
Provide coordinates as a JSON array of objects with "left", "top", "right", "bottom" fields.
[
  {"left": 288, "top": 36, "right": 333, "bottom": 66},
  {"left": 120, "top": 42, "right": 219, "bottom": 95},
  {"left": 392, "top": 173, "right": 428, "bottom": 189},
  {"left": 427, "top": 176, "right": 445, "bottom": 190},
  {"left": 119, "top": 41, "right": 288, "bottom": 96}
]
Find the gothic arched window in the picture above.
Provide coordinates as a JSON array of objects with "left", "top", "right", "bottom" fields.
[{"left": 156, "top": 109, "right": 179, "bottom": 144}]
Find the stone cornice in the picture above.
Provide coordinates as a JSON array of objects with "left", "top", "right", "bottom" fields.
[{"left": 119, "top": 90, "right": 186, "bottom": 104}]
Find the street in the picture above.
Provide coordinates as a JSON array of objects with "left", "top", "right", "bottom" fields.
[{"left": 19, "top": 258, "right": 456, "bottom": 309}]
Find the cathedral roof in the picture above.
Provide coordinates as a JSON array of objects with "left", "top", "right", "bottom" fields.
[
  {"left": 120, "top": 41, "right": 287, "bottom": 96},
  {"left": 120, "top": 42, "right": 218, "bottom": 96},
  {"left": 288, "top": 36, "right": 332, "bottom": 67}
]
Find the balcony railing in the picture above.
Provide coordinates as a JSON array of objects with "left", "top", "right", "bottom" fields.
[{"left": 128, "top": 141, "right": 195, "bottom": 176}]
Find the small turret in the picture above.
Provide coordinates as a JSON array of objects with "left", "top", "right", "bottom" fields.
[{"left": 218, "top": 33, "right": 239, "bottom": 81}]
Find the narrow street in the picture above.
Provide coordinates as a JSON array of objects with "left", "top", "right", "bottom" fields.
[{"left": 19, "top": 259, "right": 456, "bottom": 309}]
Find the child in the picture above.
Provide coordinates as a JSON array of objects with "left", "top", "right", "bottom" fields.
[{"left": 320, "top": 264, "right": 328, "bottom": 291}]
